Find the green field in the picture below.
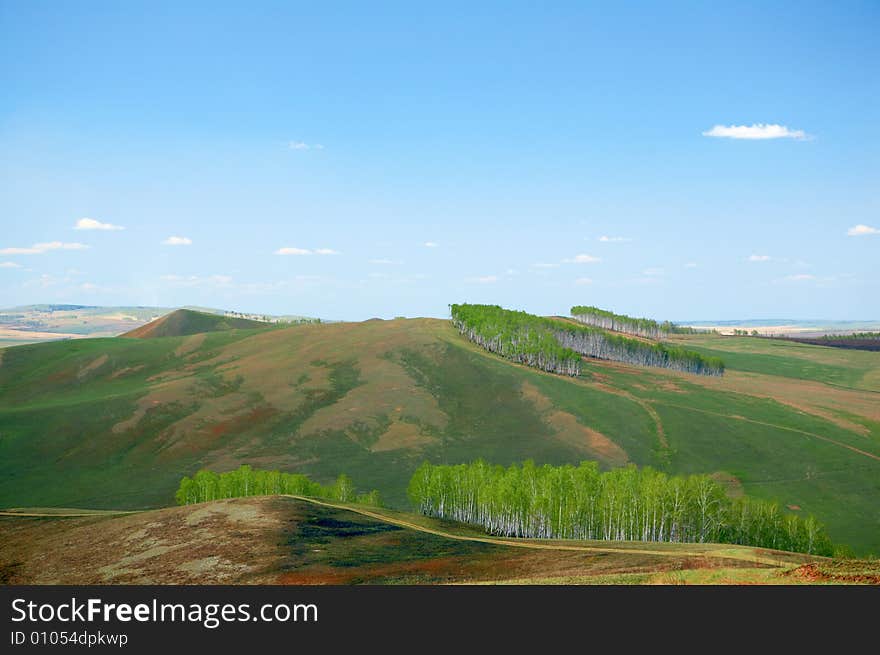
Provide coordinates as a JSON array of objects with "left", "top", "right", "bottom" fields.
[{"left": 1, "top": 318, "right": 879, "bottom": 554}]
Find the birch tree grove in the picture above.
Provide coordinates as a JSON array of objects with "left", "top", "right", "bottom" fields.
[
  {"left": 450, "top": 304, "right": 723, "bottom": 376},
  {"left": 570, "top": 306, "right": 705, "bottom": 336},
  {"left": 570, "top": 305, "right": 668, "bottom": 338},
  {"left": 408, "top": 460, "right": 833, "bottom": 555},
  {"left": 175, "top": 465, "right": 382, "bottom": 507}
]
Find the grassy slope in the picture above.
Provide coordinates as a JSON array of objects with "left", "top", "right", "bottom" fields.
[
  {"left": 0, "top": 319, "right": 878, "bottom": 554},
  {"left": 2, "top": 496, "right": 835, "bottom": 585}
]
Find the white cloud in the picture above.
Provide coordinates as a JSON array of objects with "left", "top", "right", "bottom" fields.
[
  {"left": 162, "top": 236, "right": 192, "bottom": 246},
  {"left": 563, "top": 254, "right": 602, "bottom": 264},
  {"left": 275, "top": 246, "right": 339, "bottom": 256},
  {"left": 749, "top": 254, "right": 772, "bottom": 262},
  {"left": 574, "top": 277, "right": 593, "bottom": 285},
  {"left": 0, "top": 261, "right": 22, "bottom": 268},
  {"left": 0, "top": 241, "right": 89, "bottom": 255},
  {"left": 468, "top": 275, "right": 499, "bottom": 284},
  {"left": 702, "top": 123, "right": 808, "bottom": 140},
  {"left": 369, "top": 258, "right": 395, "bottom": 265},
  {"left": 288, "top": 141, "right": 324, "bottom": 150},
  {"left": 847, "top": 224, "right": 879, "bottom": 237},
  {"left": 75, "top": 217, "right": 124, "bottom": 231},
  {"left": 685, "top": 262, "right": 698, "bottom": 269},
  {"left": 785, "top": 274, "right": 816, "bottom": 281},
  {"left": 532, "top": 262, "right": 559, "bottom": 269},
  {"left": 598, "top": 236, "right": 630, "bottom": 243},
  {"left": 642, "top": 267, "right": 664, "bottom": 276},
  {"left": 80, "top": 282, "right": 99, "bottom": 291},
  {"left": 423, "top": 241, "right": 439, "bottom": 248}
]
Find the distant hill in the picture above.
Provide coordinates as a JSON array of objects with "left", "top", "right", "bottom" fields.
[
  {"left": 0, "top": 304, "right": 321, "bottom": 348},
  {"left": 0, "top": 304, "right": 172, "bottom": 347},
  {"left": 122, "top": 309, "right": 273, "bottom": 338}
]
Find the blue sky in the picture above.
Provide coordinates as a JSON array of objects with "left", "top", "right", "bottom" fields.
[{"left": 1, "top": 1, "right": 878, "bottom": 321}]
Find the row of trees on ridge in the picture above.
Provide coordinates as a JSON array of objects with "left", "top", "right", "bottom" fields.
[
  {"left": 570, "top": 305, "right": 706, "bottom": 337},
  {"left": 408, "top": 460, "right": 832, "bottom": 555},
  {"left": 571, "top": 305, "right": 668, "bottom": 338},
  {"left": 175, "top": 465, "right": 382, "bottom": 507},
  {"left": 451, "top": 304, "right": 723, "bottom": 376}
]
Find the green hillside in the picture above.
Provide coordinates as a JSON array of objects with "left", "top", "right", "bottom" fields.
[
  {"left": 122, "top": 308, "right": 273, "bottom": 338},
  {"left": 0, "top": 318, "right": 878, "bottom": 554}
]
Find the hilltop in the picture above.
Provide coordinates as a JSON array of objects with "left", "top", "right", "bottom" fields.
[
  {"left": 0, "top": 317, "right": 878, "bottom": 553},
  {"left": 122, "top": 309, "right": 274, "bottom": 338}
]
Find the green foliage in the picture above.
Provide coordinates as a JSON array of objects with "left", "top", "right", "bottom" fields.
[
  {"left": 450, "top": 304, "right": 582, "bottom": 376},
  {"left": 175, "top": 465, "right": 382, "bottom": 507},
  {"left": 451, "top": 304, "right": 723, "bottom": 376},
  {"left": 408, "top": 460, "right": 833, "bottom": 555}
]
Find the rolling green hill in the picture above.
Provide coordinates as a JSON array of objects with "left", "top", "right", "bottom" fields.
[
  {"left": 122, "top": 308, "right": 273, "bottom": 338},
  {"left": 1, "top": 318, "right": 878, "bottom": 554}
]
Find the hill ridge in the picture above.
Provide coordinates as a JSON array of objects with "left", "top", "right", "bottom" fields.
[{"left": 122, "top": 308, "right": 272, "bottom": 338}]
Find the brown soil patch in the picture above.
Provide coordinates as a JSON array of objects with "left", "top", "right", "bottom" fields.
[
  {"left": 710, "top": 472, "right": 745, "bottom": 499},
  {"left": 174, "top": 333, "right": 206, "bottom": 357},
  {"left": 77, "top": 354, "right": 109, "bottom": 380},
  {"left": 371, "top": 421, "right": 437, "bottom": 452},
  {"left": 695, "top": 371, "right": 880, "bottom": 429},
  {"left": 521, "top": 382, "right": 627, "bottom": 465},
  {"left": 109, "top": 364, "right": 145, "bottom": 379},
  {"left": 786, "top": 562, "right": 880, "bottom": 585}
]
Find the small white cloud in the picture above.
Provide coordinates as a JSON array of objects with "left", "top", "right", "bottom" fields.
[
  {"left": 369, "top": 258, "right": 394, "bottom": 265},
  {"left": 468, "top": 275, "right": 499, "bottom": 284},
  {"left": 532, "top": 262, "right": 559, "bottom": 269},
  {"left": 685, "top": 262, "right": 698, "bottom": 269},
  {"left": 847, "top": 224, "right": 879, "bottom": 237},
  {"left": 785, "top": 274, "right": 816, "bottom": 281},
  {"left": 642, "top": 267, "right": 664, "bottom": 276},
  {"left": 0, "top": 261, "right": 22, "bottom": 268},
  {"left": 288, "top": 141, "right": 324, "bottom": 150},
  {"left": 1, "top": 247, "right": 44, "bottom": 255},
  {"left": 563, "top": 254, "right": 602, "bottom": 264},
  {"left": 598, "top": 236, "right": 630, "bottom": 243},
  {"left": 0, "top": 241, "right": 89, "bottom": 255},
  {"left": 75, "top": 217, "right": 124, "bottom": 231},
  {"left": 162, "top": 236, "right": 192, "bottom": 246},
  {"left": 80, "top": 282, "right": 99, "bottom": 291},
  {"left": 702, "top": 123, "right": 808, "bottom": 140},
  {"left": 275, "top": 246, "right": 339, "bottom": 256},
  {"left": 749, "top": 254, "right": 772, "bottom": 262},
  {"left": 424, "top": 241, "right": 439, "bottom": 248},
  {"left": 574, "top": 277, "right": 593, "bottom": 285}
]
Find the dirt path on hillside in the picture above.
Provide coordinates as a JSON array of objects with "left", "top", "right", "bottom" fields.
[
  {"left": 280, "top": 496, "right": 796, "bottom": 567},
  {"left": 2, "top": 499, "right": 800, "bottom": 568},
  {"left": 591, "top": 382, "right": 669, "bottom": 450},
  {"left": 656, "top": 402, "right": 880, "bottom": 463}
]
